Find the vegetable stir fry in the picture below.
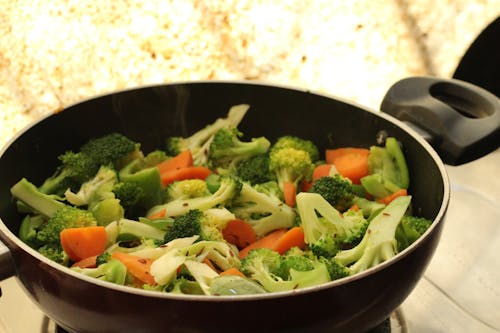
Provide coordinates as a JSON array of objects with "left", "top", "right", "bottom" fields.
[{"left": 11, "top": 104, "right": 432, "bottom": 296}]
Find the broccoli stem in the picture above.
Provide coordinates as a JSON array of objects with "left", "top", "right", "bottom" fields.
[{"left": 11, "top": 178, "right": 65, "bottom": 217}]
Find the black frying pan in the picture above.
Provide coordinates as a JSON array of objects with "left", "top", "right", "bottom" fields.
[{"left": 0, "top": 77, "right": 498, "bottom": 333}]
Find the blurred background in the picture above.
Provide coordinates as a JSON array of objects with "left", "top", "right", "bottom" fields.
[{"left": 0, "top": 1, "right": 498, "bottom": 150}]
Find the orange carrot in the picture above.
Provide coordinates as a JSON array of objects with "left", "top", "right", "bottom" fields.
[
  {"left": 71, "top": 255, "right": 98, "bottom": 268},
  {"left": 312, "top": 164, "right": 333, "bottom": 182},
  {"left": 283, "top": 181, "right": 297, "bottom": 207},
  {"left": 147, "top": 208, "right": 166, "bottom": 220},
  {"left": 377, "top": 189, "right": 408, "bottom": 205},
  {"left": 300, "top": 179, "right": 313, "bottom": 192},
  {"left": 111, "top": 252, "right": 156, "bottom": 285},
  {"left": 238, "top": 229, "right": 287, "bottom": 259},
  {"left": 157, "top": 150, "right": 193, "bottom": 174},
  {"left": 326, "top": 148, "right": 370, "bottom": 184},
  {"left": 272, "top": 226, "right": 306, "bottom": 254},
  {"left": 160, "top": 166, "right": 212, "bottom": 186},
  {"left": 60, "top": 226, "right": 107, "bottom": 262},
  {"left": 222, "top": 219, "right": 257, "bottom": 250},
  {"left": 203, "top": 258, "right": 219, "bottom": 272},
  {"left": 220, "top": 267, "right": 245, "bottom": 278}
]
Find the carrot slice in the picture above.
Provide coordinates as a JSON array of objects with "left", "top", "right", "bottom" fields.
[
  {"left": 222, "top": 219, "right": 257, "bottom": 249},
  {"left": 377, "top": 189, "right": 408, "bottom": 205},
  {"left": 272, "top": 226, "right": 306, "bottom": 254},
  {"left": 111, "top": 252, "right": 156, "bottom": 285},
  {"left": 326, "top": 148, "right": 370, "bottom": 184},
  {"left": 60, "top": 226, "right": 107, "bottom": 262},
  {"left": 147, "top": 208, "right": 166, "bottom": 220},
  {"left": 238, "top": 229, "right": 287, "bottom": 259},
  {"left": 160, "top": 166, "right": 212, "bottom": 186},
  {"left": 220, "top": 267, "right": 245, "bottom": 278},
  {"left": 71, "top": 255, "right": 98, "bottom": 268},
  {"left": 157, "top": 150, "right": 193, "bottom": 174},
  {"left": 312, "top": 164, "right": 333, "bottom": 182},
  {"left": 283, "top": 181, "right": 297, "bottom": 207}
]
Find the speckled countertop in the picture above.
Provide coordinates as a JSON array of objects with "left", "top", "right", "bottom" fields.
[{"left": 1, "top": 1, "right": 499, "bottom": 150}]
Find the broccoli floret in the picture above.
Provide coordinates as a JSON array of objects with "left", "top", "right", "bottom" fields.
[
  {"left": 208, "top": 127, "right": 271, "bottom": 173},
  {"left": 334, "top": 195, "right": 412, "bottom": 275},
  {"left": 276, "top": 255, "right": 315, "bottom": 280},
  {"left": 235, "top": 154, "right": 274, "bottom": 185},
  {"left": 240, "top": 248, "right": 330, "bottom": 293},
  {"left": 37, "top": 206, "right": 97, "bottom": 244},
  {"left": 353, "top": 197, "right": 385, "bottom": 220},
  {"left": 271, "top": 135, "right": 320, "bottom": 162},
  {"left": 253, "top": 181, "right": 283, "bottom": 201},
  {"left": 166, "top": 104, "right": 249, "bottom": 166},
  {"left": 38, "top": 133, "right": 140, "bottom": 196},
  {"left": 118, "top": 157, "right": 163, "bottom": 211},
  {"left": 72, "top": 259, "right": 128, "bottom": 285},
  {"left": 319, "top": 257, "right": 350, "bottom": 280},
  {"left": 296, "top": 192, "right": 369, "bottom": 257},
  {"left": 360, "top": 137, "right": 409, "bottom": 199},
  {"left": 164, "top": 209, "right": 205, "bottom": 243},
  {"left": 96, "top": 252, "right": 112, "bottom": 265},
  {"left": 269, "top": 147, "right": 314, "bottom": 192},
  {"left": 142, "top": 150, "right": 169, "bottom": 167},
  {"left": 309, "top": 175, "right": 356, "bottom": 212},
  {"left": 395, "top": 215, "right": 432, "bottom": 251},
  {"left": 18, "top": 214, "right": 45, "bottom": 248},
  {"left": 79, "top": 133, "right": 140, "bottom": 170},
  {"left": 112, "top": 182, "right": 144, "bottom": 213},
  {"left": 64, "top": 165, "right": 118, "bottom": 206},
  {"left": 38, "top": 243, "right": 68, "bottom": 265},
  {"left": 165, "top": 179, "right": 210, "bottom": 201},
  {"left": 230, "top": 182, "right": 296, "bottom": 237},
  {"left": 147, "top": 176, "right": 242, "bottom": 218}
]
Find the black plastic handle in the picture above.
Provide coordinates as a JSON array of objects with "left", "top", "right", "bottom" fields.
[{"left": 381, "top": 76, "right": 500, "bottom": 165}]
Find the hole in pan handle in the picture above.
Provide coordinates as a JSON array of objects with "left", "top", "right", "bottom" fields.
[{"left": 380, "top": 76, "right": 500, "bottom": 165}]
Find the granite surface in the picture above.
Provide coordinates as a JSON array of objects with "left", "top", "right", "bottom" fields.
[{"left": 1, "top": 1, "right": 499, "bottom": 149}]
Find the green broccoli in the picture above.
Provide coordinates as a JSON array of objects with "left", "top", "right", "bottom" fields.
[
  {"left": 235, "top": 154, "right": 274, "bottom": 185},
  {"left": 240, "top": 248, "right": 330, "bottom": 293},
  {"left": 269, "top": 147, "right": 314, "bottom": 192},
  {"left": 38, "top": 243, "right": 68, "bottom": 265},
  {"left": 118, "top": 158, "right": 163, "bottom": 211},
  {"left": 253, "top": 180, "right": 284, "bottom": 202},
  {"left": 147, "top": 176, "right": 242, "bottom": 218},
  {"left": 112, "top": 181, "right": 144, "bottom": 215},
  {"left": 165, "top": 179, "right": 210, "bottom": 201},
  {"left": 360, "top": 137, "right": 409, "bottom": 199},
  {"left": 352, "top": 197, "right": 386, "bottom": 220},
  {"left": 64, "top": 165, "right": 118, "bottom": 206},
  {"left": 107, "top": 218, "right": 167, "bottom": 243},
  {"left": 18, "top": 214, "right": 45, "bottom": 248},
  {"left": 296, "top": 192, "right": 369, "bottom": 257},
  {"left": 166, "top": 104, "right": 249, "bottom": 166},
  {"left": 71, "top": 259, "right": 128, "bottom": 285},
  {"left": 37, "top": 206, "right": 97, "bottom": 244},
  {"left": 318, "top": 257, "right": 350, "bottom": 280},
  {"left": 271, "top": 135, "right": 320, "bottom": 162},
  {"left": 163, "top": 209, "right": 206, "bottom": 243},
  {"left": 395, "top": 215, "right": 432, "bottom": 251},
  {"left": 309, "top": 175, "right": 356, "bottom": 212},
  {"left": 230, "top": 182, "right": 296, "bottom": 237},
  {"left": 39, "top": 133, "right": 140, "bottom": 195},
  {"left": 207, "top": 127, "right": 271, "bottom": 173},
  {"left": 276, "top": 255, "right": 315, "bottom": 280},
  {"left": 334, "top": 195, "right": 412, "bottom": 275}
]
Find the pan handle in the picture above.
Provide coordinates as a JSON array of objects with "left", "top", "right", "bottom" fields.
[
  {"left": 0, "top": 239, "right": 15, "bottom": 284},
  {"left": 380, "top": 76, "right": 500, "bottom": 165}
]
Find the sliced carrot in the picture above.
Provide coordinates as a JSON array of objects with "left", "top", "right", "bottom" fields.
[
  {"left": 203, "top": 258, "right": 219, "bottom": 273},
  {"left": 220, "top": 267, "right": 245, "bottom": 278},
  {"left": 111, "top": 252, "right": 156, "bottom": 285},
  {"left": 348, "top": 204, "right": 360, "bottom": 212},
  {"left": 157, "top": 150, "right": 193, "bottom": 174},
  {"left": 160, "top": 166, "right": 212, "bottom": 186},
  {"left": 312, "top": 164, "right": 334, "bottom": 182},
  {"left": 71, "top": 255, "right": 98, "bottom": 268},
  {"left": 326, "top": 148, "right": 370, "bottom": 184},
  {"left": 272, "top": 226, "right": 306, "bottom": 254},
  {"left": 238, "top": 228, "right": 287, "bottom": 259},
  {"left": 222, "top": 219, "right": 257, "bottom": 250},
  {"left": 147, "top": 208, "right": 166, "bottom": 220},
  {"left": 60, "top": 226, "right": 107, "bottom": 262},
  {"left": 377, "top": 189, "right": 408, "bottom": 205},
  {"left": 283, "top": 181, "right": 297, "bottom": 207}
]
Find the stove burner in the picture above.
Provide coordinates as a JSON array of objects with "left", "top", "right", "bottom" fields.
[{"left": 41, "top": 309, "right": 407, "bottom": 333}]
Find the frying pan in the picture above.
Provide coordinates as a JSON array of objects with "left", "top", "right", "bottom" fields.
[{"left": 0, "top": 77, "right": 498, "bottom": 333}]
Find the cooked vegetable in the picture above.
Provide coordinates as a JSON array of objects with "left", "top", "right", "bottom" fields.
[{"left": 12, "top": 105, "right": 432, "bottom": 296}]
